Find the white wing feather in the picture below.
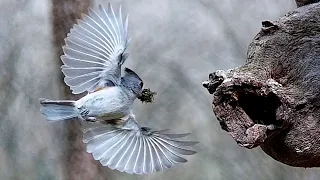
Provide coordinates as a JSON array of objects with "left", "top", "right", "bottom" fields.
[
  {"left": 61, "top": 4, "right": 130, "bottom": 94},
  {"left": 82, "top": 118, "right": 198, "bottom": 174}
]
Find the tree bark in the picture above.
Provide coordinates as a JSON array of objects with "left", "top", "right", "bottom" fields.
[
  {"left": 51, "top": 1, "right": 108, "bottom": 179},
  {"left": 203, "top": 2, "right": 320, "bottom": 167}
]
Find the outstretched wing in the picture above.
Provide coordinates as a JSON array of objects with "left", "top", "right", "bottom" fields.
[
  {"left": 82, "top": 116, "right": 198, "bottom": 174},
  {"left": 61, "top": 4, "right": 130, "bottom": 94}
]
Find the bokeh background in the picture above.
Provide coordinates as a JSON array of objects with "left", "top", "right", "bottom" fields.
[{"left": 1, "top": 0, "right": 320, "bottom": 179}]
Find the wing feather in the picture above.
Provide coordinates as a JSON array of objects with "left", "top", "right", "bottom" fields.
[
  {"left": 67, "top": 30, "right": 112, "bottom": 58},
  {"left": 65, "top": 38, "right": 110, "bottom": 60},
  {"left": 143, "top": 137, "right": 152, "bottom": 174},
  {"left": 133, "top": 137, "right": 144, "bottom": 174},
  {"left": 149, "top": 138, "right": 173, "bottom": 169},
  {"left": 61, "top": 66, "right": 104, "bottom": 78},
  {"left": 124, "top": 136, "right": 140, "bottom": 174},
  {"left": 61, "top": 4, "right": 130, "bottom": 94},
  {"left": 82, "top": 117, "right": 197, "bottom": 174},
  {"left": 114, "top": 135, "right": 137, "bottom": 171}
]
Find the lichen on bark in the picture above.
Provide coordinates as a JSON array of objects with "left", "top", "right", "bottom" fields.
[{"left": 203, "top": 3, "right": 320, "bottom": 167}]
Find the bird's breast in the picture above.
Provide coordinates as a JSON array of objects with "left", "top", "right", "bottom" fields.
[{"left": 76, "top": 87, "right": 132, "bottom": 119}]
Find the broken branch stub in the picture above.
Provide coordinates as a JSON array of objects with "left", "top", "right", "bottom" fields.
[{"left": 203, "top": 3, "right": 320, "bottom": 167}]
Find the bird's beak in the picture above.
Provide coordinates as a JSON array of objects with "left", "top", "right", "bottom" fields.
[
  {"left": 137, "top": 92, "right": 144, "bottom": 102},
  {"left": 137, "top": 91, "right": 143, "bottom": 98}
]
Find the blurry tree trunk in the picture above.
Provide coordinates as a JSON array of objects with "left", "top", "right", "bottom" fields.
[
  {"left": 203, "top": 2, "right": 320, "bottom": 167},
  {"left": 51, "top": 0, "right": 108, "bottom": 179}
]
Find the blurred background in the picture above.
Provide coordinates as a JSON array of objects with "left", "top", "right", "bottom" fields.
[{"left": 1, "top": 0, "right": 320, "bottom": 179}]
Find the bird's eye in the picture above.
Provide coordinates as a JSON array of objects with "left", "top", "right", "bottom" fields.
[{"left": 140, "top": 82, "right": 144, "bottom": 88}]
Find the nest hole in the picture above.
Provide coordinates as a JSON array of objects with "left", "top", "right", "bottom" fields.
[{"left": 238, "top": 92, "right": 281, "bottom": 125}]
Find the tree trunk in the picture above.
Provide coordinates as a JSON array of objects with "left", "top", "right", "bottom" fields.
[
  {"left": 203, "top": 2, "right": 320, "bottom": 167},
  {"left": 51, "top": 0, "right": 108, "bottom": 179}
]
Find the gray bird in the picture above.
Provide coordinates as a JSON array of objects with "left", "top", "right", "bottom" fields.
[{"left": 39, "top": 3, "right": 197, "bottom": 174}]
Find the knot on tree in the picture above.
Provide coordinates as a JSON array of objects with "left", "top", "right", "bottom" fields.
[
  {"left": 296, "top": 0, "right": 320, "bottom": 7},
  {"left": 203, "top": 3, "right": 320, "bottom": 167}
]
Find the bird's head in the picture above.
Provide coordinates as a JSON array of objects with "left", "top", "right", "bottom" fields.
[
  {"left": 121, "top": 67, "right": 144, "bottom": 98},
  {"left": 121, "top": 68, "right": 157, "bottom": 103}
]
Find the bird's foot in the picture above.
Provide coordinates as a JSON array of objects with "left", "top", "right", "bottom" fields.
[
  {"left": 79, "top": 107, "right": 90, "bottom": 117},
  {"left": 85, "top": 117, "right": 97, "bottom": 122}
]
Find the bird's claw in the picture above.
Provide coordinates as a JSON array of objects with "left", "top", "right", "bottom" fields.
[
  {"left": 85, "top": 117, "right": 97, "bottom": 122},
  {"left": 79, "top": 107, "right": 90, "bottom": 117}
]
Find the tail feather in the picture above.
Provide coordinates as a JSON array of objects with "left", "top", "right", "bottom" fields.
[{"left": 39, "top": 98, "right": 78, "bottom": 121}]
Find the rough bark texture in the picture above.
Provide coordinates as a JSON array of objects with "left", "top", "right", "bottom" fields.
[
  {"left": 203, "top": 2, "right": 320, "bottom": 167},
  {"left": 52, "top": 0, "right": 108, "bottom": 179}
]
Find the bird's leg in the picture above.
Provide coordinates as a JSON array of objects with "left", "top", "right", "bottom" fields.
[
  {"left": 85, "top": 117, "right": 97, "bottom": 122},
  {"left": 78, "top": 107, "right": 97, "bottom": 122}
]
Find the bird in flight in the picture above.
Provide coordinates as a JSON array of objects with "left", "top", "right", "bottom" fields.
[{"left": 39, "top": 3, "right": 197, "bottom": 174}]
